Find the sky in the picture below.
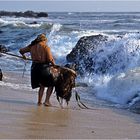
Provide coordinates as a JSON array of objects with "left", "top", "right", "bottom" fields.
[{"left": 0, "top": 1, "right": 140, "bottom": 12}]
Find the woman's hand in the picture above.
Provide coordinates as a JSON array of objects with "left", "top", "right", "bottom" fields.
[{"left": 22, "top": 54, "right": 27, "bottom": 60}]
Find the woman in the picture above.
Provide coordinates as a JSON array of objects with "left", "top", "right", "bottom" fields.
[{"left": 19, "top": 33, "right": 55, "bottom": 106}]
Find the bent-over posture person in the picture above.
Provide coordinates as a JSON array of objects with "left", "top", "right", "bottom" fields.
[{"left": 19, "top": 34, "right": 55, "bottom": 106}]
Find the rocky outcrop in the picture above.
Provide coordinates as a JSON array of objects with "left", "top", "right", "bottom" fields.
[
  {"left": 66, "top": 34, "right": 127, "bottom": 75},
  {"left": 0, "top": 44, "right": 9, "bottom": 52},
  {"left": 0, "top": 69, "right": 2, "bottom": 81},
  {"left": 66, "top": 34, "right": 108, "bottom": 75},
  {"left": 130, "top": 101, "right": 140, "bottom": 114},
  {"left": 0, "top": 44, "right": 9, "bottom": 57},
  {"left": 0, "top": 44, "right": 8, "bottom": 81},
  {"left": 0, "top": 30, "right": 3, "bottom": 34},
  {"left": 0, "top": 10, "right": 48, "bottom": 18}
]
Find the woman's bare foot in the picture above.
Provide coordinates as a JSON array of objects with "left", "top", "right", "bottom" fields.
[
  {"left": 43, "top": 102, "right": 52, "bottom": 107},
  {"left": 37, "top": 102, "right": 42, "bottom": 106}
]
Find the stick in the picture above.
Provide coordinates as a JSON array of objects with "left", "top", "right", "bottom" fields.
[
  {"left": 0, "top": 52, "right": 32, "bottom": 61},
  {"left": 22, "top": 60, "right": 27, "bottom": 78}
]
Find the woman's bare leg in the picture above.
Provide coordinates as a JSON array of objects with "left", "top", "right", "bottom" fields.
[
  {"left": 38, "top": 85, "right": 45, "bottom": 105},
  {"left": 44, "top": 87, "right": 53, "bottom": 106}
]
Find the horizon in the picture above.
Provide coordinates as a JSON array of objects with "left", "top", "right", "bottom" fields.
[
  {"left": 0, "top": 1, "right": 140, "bottom": 12},
  {"left": 1, "top": 10, "right": 140, "bottom": 13}
]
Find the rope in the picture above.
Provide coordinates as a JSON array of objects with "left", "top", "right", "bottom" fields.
[
  {"left": 75, "top": 90, "right": 98, "bottom": 110},
  {"left": 22, "top": 60, "right": 28, "bottom": 78},
  {"left": 0, "top": 51, "right": 31, "bottom": 78},
  {"left": 75, "top": 89, "right": 89, "bottom": 109}
]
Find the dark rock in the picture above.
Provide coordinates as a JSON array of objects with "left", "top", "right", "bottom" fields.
[
  {"left": 66, "top": 34, "right": 108, "bottom": 75},
  {"left": 24, "top": 11, "right": 36, "bottom": 17},
  {"left": 129, "top": 101, "right": 140, "bottom": 114},
  {"left": 0, "top": 30, "right": 3, "bottom": 34},
  {"left": 64, "top": 63, "right": 76, "bottom": 71},
  {"left": 0, "top": 45, "right": 9, "bottom": 57},
  {"left": 0, "top": 10, "right": 48, "bottom": 18},
  {"left": 75, "top": 82, "right": 88, "bottom": 87},
  {"left": 29, "top": 21, "right": 38, "bottom": 24},
  {"left": 0, "top": 69, "right": 3, "bottom": 81},
  {"left": 0, "top": 44, "right": 9, "bottom": 53},
  {"left": 67, "top": 34, "right": 107, "bottom": 62},
  {"left": 67, "top": 34, "right": 127, "bottom": 75},
  {"left": 37, "top": 12, "right": 48, "bottom": 17}
]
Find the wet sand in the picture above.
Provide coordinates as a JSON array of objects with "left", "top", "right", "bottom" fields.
[{"left": 0, "top": 72, "right": 140, "bottom": 139}]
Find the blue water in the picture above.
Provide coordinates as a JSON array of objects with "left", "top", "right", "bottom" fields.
[{"left": 1, "top": 12, "right": 140, "bottom": 113}]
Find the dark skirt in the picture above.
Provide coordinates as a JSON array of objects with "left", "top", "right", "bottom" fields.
[{"left": 31, "top": 62, "right": 54, "bottom": 89}]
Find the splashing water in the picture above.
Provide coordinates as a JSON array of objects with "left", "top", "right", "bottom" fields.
[{"left": 1, "top": 12, "right": 140, "bottom": 112}]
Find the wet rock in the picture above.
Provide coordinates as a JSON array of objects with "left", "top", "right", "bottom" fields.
[
  {"left": 129, "top": 101, "right": 140, "bottom": 114},
  {"left": 0, "top": 44, "right": 9, "bottom": 53},
  {"left": 0, "top": 30, "right": 3, "bottom": 34},
  {"left": 0, "top": 10, "right": 48, "bottom": 18},
  {"left": 29, "top": 21, "right": 38, "bottom": 24},
  {"left": 0, "top": 69, "right": 3, "bottom": 81},
  {"left": 37, "top": 12, "right": 48, "bottom": 17},
  {"left": 64, "top": 63, "right": 76, "bottom": 71},
  {"left": 67, "top": 34, "right": 127, "bottom": 75},
  {"left": 75, "top": 82, "right": 88, "bottom": 87},
  {"left": 66, "top": 34, "right": 108, "bottom": 75},
  {"left": 0, "top": 44, "right": 9, "bottom": 57},
  {"left": 67, "top": 34, "right": 107, "bottom": 62}
]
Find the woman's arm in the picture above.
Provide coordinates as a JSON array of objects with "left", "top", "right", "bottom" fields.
[
  {"left": 19, "top": 45, "right": 31, "bottom": 59},
  {"left": 45, "top": 47, "right": 55, "bottom": 65}
]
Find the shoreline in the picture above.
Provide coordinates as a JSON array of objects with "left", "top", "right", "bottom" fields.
[{"left": 0, "top": 71, "right": 140, "bottom": 139}]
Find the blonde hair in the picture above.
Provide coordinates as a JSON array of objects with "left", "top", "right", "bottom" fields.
[{"left": 36, "top": 34, "right": 47, "bottom": 42}]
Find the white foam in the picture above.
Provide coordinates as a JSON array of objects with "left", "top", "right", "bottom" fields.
[
  {"left": 0, "top": 81, "right": 32, "bottom": 91},
  {"left": 94, "top": 67, "right": 140, "bottom": 106}
]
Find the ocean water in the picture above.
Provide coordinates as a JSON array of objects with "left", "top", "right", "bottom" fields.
[{"left": 1, "top": 12, "right": 140, "bottom": 113}]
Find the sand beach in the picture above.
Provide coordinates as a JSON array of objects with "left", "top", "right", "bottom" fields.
[
  {"left": 1, "top": 8, "right": 140, "bottom": 139},
  {"left": 0, "top": 71, "right": 140, "bottom": 139}
]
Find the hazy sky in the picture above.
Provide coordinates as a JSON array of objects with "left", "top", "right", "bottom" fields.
[{"left": 0, "top": 1, "right": 140, "bottom": 12}]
